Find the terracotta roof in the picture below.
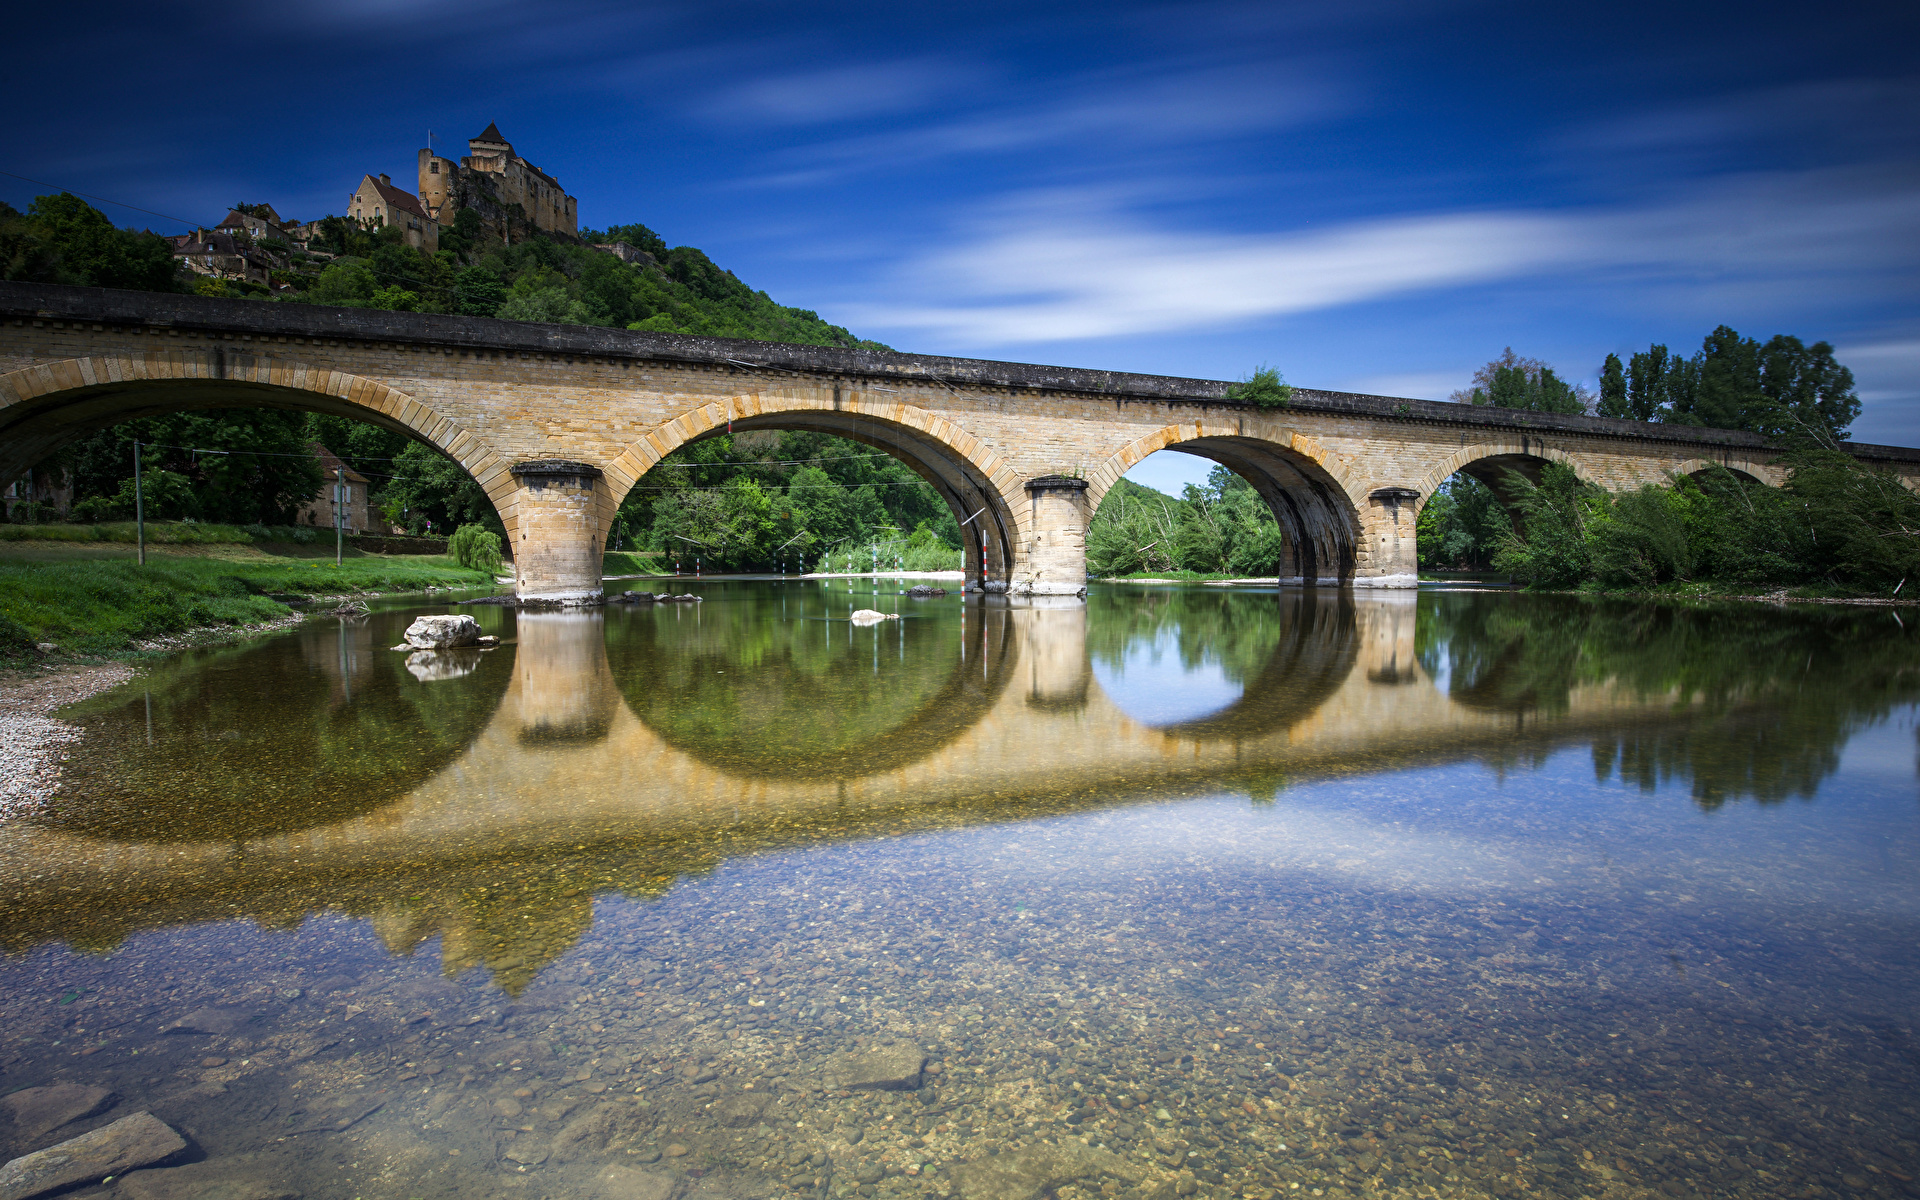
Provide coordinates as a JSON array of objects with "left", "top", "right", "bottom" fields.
[
  {"left": 472, "top": 121, "right": 508, "bottom": 144},
  {"left": 359, "top": 175, "right": 430, "bottom": 222},
  {"left": 309, "top": 443, "right": 370, "bottom": 484}
]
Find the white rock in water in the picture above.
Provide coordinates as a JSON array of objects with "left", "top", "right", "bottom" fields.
[
  {"left": 0, "top": 1111, "right": 185, "bottom": 1200},
  {"left": 848, "top": 609, "right": 899, "bottom": 625},
  {"left": 400, "top": 614, "right": 481, "bottom": 649},
  {"left": 406, "top": 650, "right": 479, "bottom": 682}
]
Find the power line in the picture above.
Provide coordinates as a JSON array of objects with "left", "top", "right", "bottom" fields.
[{"left": 0, "top": 170, "right": 199, "bottom": 229}]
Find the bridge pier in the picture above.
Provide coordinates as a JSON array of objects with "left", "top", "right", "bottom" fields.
[
  {"left": 1013, "top": 475, "right": 1090, "bottom": 597},
  {"left": 1355, "top": 487, "right": 1422, "bottom": 588},
  {"left": 509, "top": 460, "right": 607, "bottom": 605}
]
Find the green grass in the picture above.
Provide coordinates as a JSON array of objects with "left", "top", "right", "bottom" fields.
[
  {"left": 0, "top": 556, "right": 495, "bottom": 657},
  {"left": 0, "top": 521, "right": 253, "bottom": 545},
  {"left": 603, "top": 551, "right": 671, "bottom": 577}
]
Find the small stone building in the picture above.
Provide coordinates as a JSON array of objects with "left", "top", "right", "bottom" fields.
[
  {"left": 296, "top": 444, "right": 374, "bottom": 534},
  {"left": 347, "top": 174, "right": 439, "bottom": 251}
]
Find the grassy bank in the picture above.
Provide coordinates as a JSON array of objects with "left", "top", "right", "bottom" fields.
[
  {"left": 603, "top": 550, "right": 671, "bottom": 577},
  {"left": 0, "top": 551, "right": 494, "bottom": 657}
]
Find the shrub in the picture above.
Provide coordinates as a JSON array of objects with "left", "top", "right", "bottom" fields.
[
  {"left": 448, "top": 523, "right": 504, "bottom": 574},
  {"left": 1225, "top": 366, "right": 1293, "bottom": 410}
]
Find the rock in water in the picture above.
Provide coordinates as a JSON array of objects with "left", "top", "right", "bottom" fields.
[
  {"left": 115, "top": 1158, "right": 298, "bottom": 1200},
  {"left": 826, "top": 1043, "right": 926, "bottom": 1091},
  {"left": 405, "top": 649, "right": 480, "bottom": 682},
  {"left": 0, "top": 1111, "right": 184, "bottom": 1200},
  {"left": 951, "top": 1142, "right": 1138, "bottom": 1200},
  {"left": 589, "top": 1164, "right": 676, "bottom": 1200},
  {"left": 848, "top": 610, "right": 899, "bottom": 625},
  {"left": 399, "top": 614, "right": 482, "bottom": 650},
  {"left": 159, "top": 1007, "right": 251, "bottom": 1036},
  {"left": 0, "top": 1085, "right": 112, "bottom": 1142}
]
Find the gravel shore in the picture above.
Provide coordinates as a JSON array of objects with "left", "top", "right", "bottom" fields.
[{"left": 0, "top": 661, "right": 136, "bottom": 822}]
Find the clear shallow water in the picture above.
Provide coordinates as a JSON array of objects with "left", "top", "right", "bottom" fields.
[{"left": 0, "top": 583, "right": 1916, "bottom": 1200}]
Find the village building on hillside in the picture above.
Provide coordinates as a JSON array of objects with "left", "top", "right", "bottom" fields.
[
  {"left": 418, "top": 123, "right": 577, "bottom": 243},
  {"left": 347, "top": 174, "right": 439, "bottom": 251},
  {"left": 296, "top": 445, "right": 375, "bottom": 534},
  {"left": 170, "top": 227, "right": 277, "bottom": 286}
]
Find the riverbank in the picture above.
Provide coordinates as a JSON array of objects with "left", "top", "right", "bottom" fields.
[
  {"left": 0, "top": 543, "right": 495, "bottom": 658},
  {"left": 0, "top": 660, "right": 135, "bottom": 820}
]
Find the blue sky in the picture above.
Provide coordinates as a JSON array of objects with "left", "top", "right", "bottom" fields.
[{"left": 4, "top": 0, "right": 1916, "bottom": 493}]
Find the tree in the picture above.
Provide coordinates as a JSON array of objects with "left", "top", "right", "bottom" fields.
[
  {"left": 1757, "top": 335, "right": 1860, "bottom": 442},
  {"left": 16, "top": 194, "right": 180, "bottom": 291},
  {"left": 1597, "top": 353, "right": 1628, "bottom": 418},
  {"left": 1611, "top": 327, "right": 1859, "bottom": 440},
  {"left": 59, "top": 410, "right": 321, "bottom": 525},
  {"left": 1452, "top": 348, "right": 1590, "bottom": 414}
]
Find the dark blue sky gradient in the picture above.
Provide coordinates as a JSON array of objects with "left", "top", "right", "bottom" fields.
[{"left": 5, "top": 0, "right": 1917, "bottom": 462}]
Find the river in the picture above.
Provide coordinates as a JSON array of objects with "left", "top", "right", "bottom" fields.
[{"left": 1, "top": 581, "right": 1915, "bottom": 1200}]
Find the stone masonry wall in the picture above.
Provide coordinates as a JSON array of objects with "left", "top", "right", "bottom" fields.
[{"left": 5, "top": 283, "right": 1918, "bottom": 598}]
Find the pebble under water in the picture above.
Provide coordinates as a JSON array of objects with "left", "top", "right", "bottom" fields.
[{"left": 0, "top": 582, "right": 1915, "bottom": 1200}]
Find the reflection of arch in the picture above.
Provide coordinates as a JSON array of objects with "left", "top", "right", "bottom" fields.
[
  {"left": 34, "top": 612, "right": 515, "bottom": 843},
  {"left": 1672, "top": 457, "right": 1777, "bottom": 487},
  {"left": 1087, "top": 422, "right": 1363, "bottom": 583},
  {"left": 605, "top": 388, "right": 1023, "bottom": 587},
  {"left": 1413, "top": 442, "right": 1603, "bottom": 511},
  {"left": 0, "top": 351, "right": 512, "bottom": 529},
  {"left": 612, "top": 600, "right": 1019, "bottom": 780},
  {"left": 1152, "top": 591, "right": 1359, "bottom": 741}
]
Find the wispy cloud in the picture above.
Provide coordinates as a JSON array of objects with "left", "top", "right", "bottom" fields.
[
  {"left": 734, "top": 60, "right": 1349, "bottom": 185},
  {"left": 838, "top": 166, "right": 1920, "bottom": 346},
  {"left": 702, "top": 59, "right": 982, "bottom": 126}
]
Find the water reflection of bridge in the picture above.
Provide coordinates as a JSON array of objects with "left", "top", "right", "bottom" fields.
[{"left": 0, "top": 594, "right": 1728, "bottom": 985}]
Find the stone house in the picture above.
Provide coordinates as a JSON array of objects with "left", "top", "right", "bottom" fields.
[
  {"left": 170, "top": 229, "right": 276, "bottom": 286},
  {"left": 2, "top": 465, "right": 71, "bottom": 521},
  {"left": 417, "top": 123, "right": 577, "bottom": 242},
  {"left": 295, "top": 444, "right": 375, "bottom": 534},
  {"left": 213, "top": 207, "right": 291, "bottom": 243},
  {"left": 347, "top": 174, "right": 439, "bottom": 252}
]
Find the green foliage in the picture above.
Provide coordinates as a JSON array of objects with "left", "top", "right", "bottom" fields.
[
  {"left": 1455, "top": 348, "right": 1590, "bottom": 414},
  {"left": 1597, "top": 353, "right": 1627, "bottom": 418},
  {"left": 1483, "top": 453, "right": 1920, "bottom": 594},
  {"left": 1601, "top": 327, "right": 1860, "bottom": 440},
  {"left": 382, "top": 441, "right": 505, "bottom": 538},
  {"left": 1224, "top": 365, "right": 1292, "bottom": 410},
  {"left": 612, "top": 431, "right": 957, "bottom": 571},
  {"left": 1415, "top": 474, "right": 1511, "bottom": 570},
  {"left": 310, "top": 258, "right": 378, "bottom": 306},
  {"left": 1417, "top": 591, "right": 1920, "bottom": 808},
  {"left": 58, "top": 411, "right": 322, "bottom": 526},
  {"left": 1088, "top": 469, "right": 1286, "bottom": 577},
  {"left": 1492, "top": 464, "right": 1603, "bottom": 588},
  {"left": 448, "top": 524, "right": 504, "bottom": 574},
  {"left": 0, "top": 195, "right": 182, "bottom": 291}
]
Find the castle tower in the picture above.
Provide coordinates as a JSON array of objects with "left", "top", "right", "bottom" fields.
[{"left": 468, "top": 122, "right": 513, "bottom": 163}]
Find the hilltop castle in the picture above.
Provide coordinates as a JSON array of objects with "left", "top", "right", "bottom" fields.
[
  {"left": 342, "top": 123, "right": 578, "bottom": 253},
  {"left": 419, "top": 123, "right": 578, "bottom": 242}
]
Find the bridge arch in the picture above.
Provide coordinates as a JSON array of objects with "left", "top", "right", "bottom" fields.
[
  {"left": 605, "top": 387, "right": 1026, "bottom": 590},
  {"left": 1412, "top": 440, "right": 1605, "bottom": 511},
  {"left": 1086, "top": 421, "right": 1364, "bottom": 584},
  {"left": 0, "top": 349, "right": 513, "bottom": 528},
  {"left": 1671, "top": 457, "right": 1780, "bottom": 487}
]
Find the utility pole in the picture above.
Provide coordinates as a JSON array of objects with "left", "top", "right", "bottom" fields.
[
  {"left": 335, "top": 466, "right": 345, "bottom": 567},
  {"left": 133, "top": 440, "right": 146, "bottom": 566}
]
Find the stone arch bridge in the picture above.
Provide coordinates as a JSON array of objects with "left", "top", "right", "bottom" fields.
[{"left": 5, "top": 281, "right": 1916, "bottom": 600}]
